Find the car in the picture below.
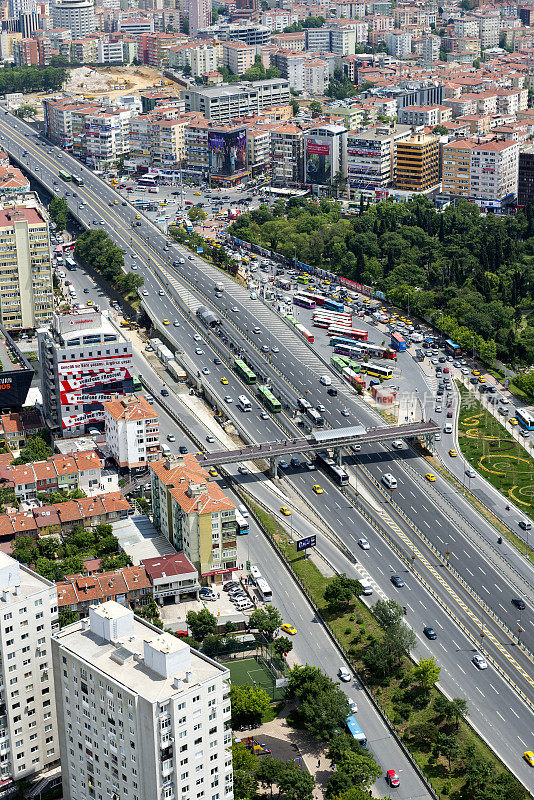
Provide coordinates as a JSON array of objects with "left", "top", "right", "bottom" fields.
[
  {"left": 279, "top": 460, "right": 288, "bottom": 469},
  {"left": 280, "top": 506, "right": 291, "bottom": 516},
  {"left": 202, "top": 368, "right": 210, "bottom": 375},
  {"left": 390, "top": 575, "right": 405, "bottom": 588},
  {"left": 272, "top": 346, "right": 279, "bottom": 353},
  {"left": 281, "top": 623, "right": 297, "bottom": 635},
  {"left": 461, "top": 367, "right": 470, "bottom": 375},
  {"left": 386, "top": 770, "right": 400, "bottom": 788},
  {"left": 431, "top": 358, "right": 439, "bottom": 365},
  {"left": 179, "top": 445, "right": 188, "bottom": 454},
  {"left": 449, "top": 449, "right": 458, "bottom": 457},
  {"left": 162, "top": 319, "right": 169, "bottom": 325},
  {"left": 261, "top": 345, "right": 269, "bottom": 352},
  {"left": 223, "top": 581, "right": 239, "bottom": 592},
  {"left": 443, "top": 367, "right": 450, "bottom": 373},
  {"left": 446, "top": 411, "right": 453, "bottom": 418},
  {"left": 312, "top": 484, "right": 323, "bottom": 494},
  {"left": 83, "top": 288, "right": 90, "bottom": 294},
  {"left": 425, "top": 473, "right": 436, "bottom": 482},
  {"left": 260, "top": 411, "right": 269, "bottom": 419},
  {"left": 510, "top": 417, "right": 518, "bottom": 426},
  {"left": 224, "top": 395, "right": 233, "bottom": 403},
  {"left": 520, "top": 429, "right": 530, "bottom": 438},
  {"left": 512, "top": 598, "right": 526, "bottom": 610},
  {"left": 338, "top": 666, "right": 351, "bottom": 682},
  {"left": 221, "top": 377, "right": 229, "bottom": 385},
  {"left": 423, "top": 626, "right": 437, "bottom": 640},
  {"left": 524, "top": 751, "right": 534, "bottom": 767},
  {"left": 435, "top": 406, "right": 442, "bottom": 413},
  {"left": 472, "top": 653, "right": 488, "bottom": 670},
  {"left": 200, "top": 589, "right": 216, "bottom": 601},
  {"left": 358, "top": 538, "right": 370, "bottom": 550},
  {"left": 135, "top": 214, "right": 141, "bottom": 219},
  {"left": 214, "top": 357, "right": 222, "bottom": 365},
  {"left": 173, "top": 321, "right": 180, "bottom": 327},
  {"left": 465, "top": 467, "right": 476, "bottom": 478},
  {"left": 159, "top": 290, "right": 165, "bottom": 296},
  {"left": 142, "top": 290, "right": 148, "bottom": 297},
  {"left": 238, "top": 465, "right": 249, "bottom": 475},
  {"left": 167, "top": 434, "right": 176, "bottom": 442},
  {"left": 231, "top": 306, "right": 239, "bottom": 312},
  {"left": 161, "top": 388, "right": 169, "bottom": 396},
  {"left": 194, "top": 334, "right": 202, "bottom": 341},
  {"left": 206, "top": 435, "right": 215, "bottom": 443},
  {"left": 316, "top": 404, "right": 326, "bottom": 413},
  {"left": 208, "top": 467, "right": 218, "bottom": 477},
  {"left": 472, "top": 369, "right": 480, "bottom": 376},
  {"left": 341, "top": 409, "right": 350, "bottom": 417},
  {"left": 195, "top": 348, "right": 204, "bottom": 355}
]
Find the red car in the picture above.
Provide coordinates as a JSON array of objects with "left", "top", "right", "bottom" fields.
[
  {"left": 386, "top": 770, "right": 400, "bottom": 788},
  {"left": 443, "top": 367, "right": 450, "bottom": 373}
]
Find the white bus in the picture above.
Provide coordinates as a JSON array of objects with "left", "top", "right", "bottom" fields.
[
  {"left": 237, "top": 395, "right": 251, "bottom": 412},
  {"left": 250, "top": 565, "right": 262, "bottom": 584},
  {"left": 256, "top": 577, "right": 272, "bottom": 601}
]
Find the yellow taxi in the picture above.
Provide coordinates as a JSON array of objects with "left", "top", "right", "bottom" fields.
[
  {"left": 472, "top": 369, "right": 480, "bottom": 376},
  {"left": 114, "top": 199, "right": 118, "bottom": 204},
  {"left": 381, "top": 306, "right": 388, "bottom": 312},
  {"left": 425, "top": 473, "right": 436, "bottom": 482},
  {"left": 163, "top": 319, "right": 170, "bottom": 325},
  {"left": 87, "top": 300, "right": 93, "bottom": 306},
  {"left": 510, "top": 417, "right": 519, "bottom": 426},
  {"left": 312, "top": 484, "right": 323, "bottom": 494},
  {"left": 524, "top": 751, "right": 534, "bottom": 767},
  {"left": 135, "top": 214, "right": 141, "bottom": 219},
  {"left": 478, "top": 376, "right": 486, "bottom": 383},
  {"left": 208, "top": 467, "right": 218, "bottom": 477},
  {"left": 194, "top": 191, "right": 201, "bottom": 196},
  {"left": 221, "top": 377, "right": 229, "bottom": 385},
  {"left": 280, "top": 506, "right": 291, "bottom": 516},
  {"left": 281, "top": 623, "right": 297, "bottom": 635},
  {"left": 449, "top": 449, "right": 458, "bottom": 458}
]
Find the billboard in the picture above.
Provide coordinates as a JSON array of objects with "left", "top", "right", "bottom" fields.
[
  {"left": 296, "top": 535, "right": 317, "bottom": 552},
  {"left": 306, "top": 136, "right": 332, "bottom": 185},
  {"left": 208, "top": 128, "right": 247, "bottom": 176}
]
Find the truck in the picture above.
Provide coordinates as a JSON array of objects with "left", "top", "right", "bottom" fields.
[
  {"left": 196, "top": 306, "right": 220, "bottom": 328},
  {"left": 214, "top": 282, "right": 224, "bottom": 295}
]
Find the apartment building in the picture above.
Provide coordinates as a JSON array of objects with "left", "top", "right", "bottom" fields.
[
  {"left": 497, "top": 88, "right": 528, "bottom": 115},
  {"left": 346, "top": 122, "right": 412, "bottom": 192},
  {"left": 442, "top": 137, "right": 519, "bottom": 208},
  {"left": 51, "top": 0, "right": 95, "bottom": 38},
  {"left": 270, "top": 32, "right": 306, "bottom": 50},
  {"left": 71, "top": 37, "right": 98, "bottom": 62},
  {"left": 0, "top": 449, "right": 102, "bottom": 500},
  {"left": 52, "top": 602, "right": 234, "bottom": 800},
  {"left": 168, "top": 41, "right": 219, "bottom": 77},
  {"left": 395, "top": 133, "right": 440, "bottom": 192},
  {"left": 304, "top": 58, "right": 328, "bottom": 95},
  {"left": 304, "top": 124, "right": 347, "bottom": 188},
  {"left": 37, "top": 309, "right": 134, "bottom": 436},
  {"left": 270, "top": 122, "right": 307, "bottom": 185},
  {"left": 146, "top": 32, "right": 182, "bottom": 67},
  {"left": 185, "top": 118, "right": 211, "bottom": 177},
  {"left": 56, "top": 565, "right": 153, "bottom": 617},
  {"left": 12, "top": 37, "right": 38, "bottom": 65},
  {"left": 200, "top": 22, "right": 270, "bottom": 46},
  {"left": 454, "top": 18, "right": 479, "bottom": 37},
  {"left": 190, "top": 0, "right": 211, "bottom": 36},
  {"left": 0, "top": 199, "right": 54, "bottom": 331},
  {"left": 518, "top": 143, "right": 534, "bottom": 206},
  {"left": 183, "top": 80, "right": 290, "bottom": 123},
  {"left": 398, "top": 105, "right": 451, "bottom": 126},
  {"left": 393, "top": 5, "right": 429, "bottom": 27},
  {"left": 270, "top": 50, "right": 305, "bottom": 91},
  {"left": 0, "top": 552, "right": 59, "bottom": 791},
  {"left": 150, "top": 454, "right": 237, "bottom": 581},
  {"left": 385, "top": 30, "right": 412, "bottom": 57},
  {"left": 478, "top": 14, "right": 500, "bottom": 48},
  {"left": 246, "top": 125, "right": 271, "bottom": 176},
  {"left": 104, "top": 395, "right": 160, "bottom": 474},
  {"left": 221, "top": 40, "right": 255, "bottom": 74},
  {"left": 334, "top": 0, "right": 366, "bottom": 19},
  {"left": 421, "top": 34, "right": 439, "bottom": 63},
  {"left": 260, "top": 10, "right": 299, "bottom": 30}
]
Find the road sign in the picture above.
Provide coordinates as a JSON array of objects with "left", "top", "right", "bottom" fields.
[{"left": 296, "top": 535, "right": 316, "bottom": 552}]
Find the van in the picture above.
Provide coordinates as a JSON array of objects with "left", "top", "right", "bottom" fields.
[
  {"left": 238, "top": 504, "right": 249, "bottom": 518},
  {"left": 320, "top": 375, "right": 332, "bottom": 386},
  {"left": 359, "top": 581, "right": 373, "bottom": 596},
  {"left": 235, "top": 597, "right": 254, "bottom": 612},
  {"left": 381, "top": 473, "right": 397, "bottom": 490},
  {"left": 444, "top": 423, "right": 453, "bottom": 434},
  {"left": 237, "top": 396, "right": 251, "bottom": 412},
  {"left": 161, "top": 445, "right": 171, "bottom": 456}
]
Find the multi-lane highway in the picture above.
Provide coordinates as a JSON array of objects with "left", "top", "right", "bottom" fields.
[{"left": 1, "top": 112, "right": 534, "bottom": 790}]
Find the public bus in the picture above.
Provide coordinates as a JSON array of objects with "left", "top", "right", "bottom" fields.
[
  {"left": 234, "top": 359, "right": 257, "bottom": 384},
  {"left": 328, "top": 325, "right": 368, "bottom": 342},
  {"left": 295, "top": 323, "right": 314, "bottom": 343},
  {"left": 362, "top": 363, "right": 393, "bottom": 380},
  {"left": 285, "top": 314, "right": 298, "bottom": 327},
  {"left": 306, "top": 407, "right": 325, "bottom": 428},
  {"left": 138, "top": 175, "right": 158, "bottom": 187},
  {"left": 342, "top": 367, "right": 366, "bottom": 391},
  {"left": 323, "top": 297, "right": 345, "bottom": 313},
  {"left": 235, "top": 510, "right": 250, "bottom": 536},
  {"left": 72, "top": 175, "right": 84, "bottom": 186},
  {"left": 312, "top": 313, "right": 352, "bottom": 329},
  {"left": 296, "top": 275, "right": 309, "bottom": 285},
  {"left": 390, "top": 332, "right": 407, "bottom": 352},
  {"left": 257, "top": 384, "right": 282, "bottom": 413},
  {"left": 293, "top": 293, "right": 316, "bottom": 309},
  {"left": 59, "top": 170, "right": 72, "bottom": 182},
  {"left": 330, "top": 339, "right": 397, "bottom": 360},
  {"left": 297, "top": 397, "right": 312, "bottom": 412},
  {"left": 316, "top": 451, "right": 349, "bottom": 486},
  {"left": 445, "top": 339, "right": 461, "bottom": 357},
  {"left": 256, "top": 578, "right": 273, "bottom": 601},
  {"left": 65, "top": 256, "right": 77, "bottom": 271},
  {"left": 516, "top": 407, "right": 534, "bottom": 430},
  {"left": 250, "top": 565, "right": 262, "bottom": 584},
  {"left": 331, "top": 355, "right": 349, "bottom": 373},
  {"left": 346, "top": 715, "right": 367, "bottom": 746},
  {"left": 132, "top": 374, "right": 142, "bottom": 391}
]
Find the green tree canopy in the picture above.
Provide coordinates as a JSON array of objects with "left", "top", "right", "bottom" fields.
[
  {"left": 324, "top": 573, "right": 363, "bottom": 610},
  {"left": 249, "top": 605, "right": 283, "bottom": 641},
  {"left": 230, "top": 684, "right": 271, "bottom": 726},
  {"left": 186, "top": 608, "right": 217, "bottom": 640}
]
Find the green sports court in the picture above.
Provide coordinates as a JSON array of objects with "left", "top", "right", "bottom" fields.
[{"left": 222, "top": 655, "right": 286, "bottom": 700}]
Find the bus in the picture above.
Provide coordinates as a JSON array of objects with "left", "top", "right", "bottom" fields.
[
  {"left": 390, "top": 332, "right": 407, "bottom": 352},
  {"left": 138, "top": 175, "right": 157, "bottom": 187},
  {"left": 295, "top": 323, "right": 314, "bottom": 343},
  {"left": 363, "top": 363, "right": 393, "bottom": 380},
  {"left": 328, "top": 325, "right": 368, "bottom": 342},
  {"left": 297, "top": 275, "right": 309, "bottom": 285},
  {"left": 342, "top": 367, "right": 366, "bottom": 391},
  {"left": 445, "top": 339, "right": 461, "bottom": 357},
  {"left": 65, "top": 256, "right": 77, "bottom": 271},
  {"left": 72, "top": 175, "right": 84, "bottom": 186},
  {"left": 293, "top": 293, "right": 316, "bottom": 309},
  {"left": 250, "top": 565, "right": 262, "bottom": 584},
  {"left": 132, "top": 374, "right": 142, "bottom": 391},
  {"left": 235, "top": 510, "right": 250, "bottom": 536},
  {"left": 516, "top": 408, "right": 534, "bottom": 430},
  {"left": 257, "top": 384, "right": 281, "bottom": 413},
  {"left": 285, "top": 314, "right": 298, "bottom": 326},
  {"left": 330, "top": 339, "right": 396, "bottom": 360},
  {"left": 323, "top": 298, "right": 345, "bottom": 313},
  {"left": 331, "top": 355, "right": 349, "bottom": 373},
  {"left": 59, "top": 170, "right": 72, "bottom": 182},
  {"left": 312, "top": 314, "right": 352, "bottom": 329},
  {"left": 346, "top": 715, "right": 367, "bottom": 747},
  {"left": 297, "top": 397, "right": 312, "bottom": 412},
  {"left": 316, "top": 451, "right": 349, "bottom": 486},
  {"left": 306, "top": 408, "right": 325, "bottom": 428},
  {"left": 256, "top": 578, "right": 273, "bottom": 601},
  {"left": 234, "top": 359, "right": 257, "bottom": 384}
]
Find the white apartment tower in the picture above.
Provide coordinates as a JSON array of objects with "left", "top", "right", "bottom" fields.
[
  {"left": 52, "top": 0, "right": 95, "bottom": 38},
  {"left": 0, "top": 553, "right": 59, "bottom": 791},
  {"left": 52, "top": 602, "right": 234, "bottom": 800}
]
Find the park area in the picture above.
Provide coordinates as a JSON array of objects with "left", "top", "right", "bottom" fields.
[
  {"left": 457, "top": 385, "right": 534, "bottom": 520},
  {"left": 224, "top": 655, "right": 287, "bottom": 701}
]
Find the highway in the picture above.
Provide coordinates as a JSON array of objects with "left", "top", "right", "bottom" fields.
[{"left": 1, "top": 112, "right": 533, "bottom": 790}]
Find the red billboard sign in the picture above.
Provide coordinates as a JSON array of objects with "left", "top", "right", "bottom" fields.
[{"left": 306, "top": 141, "right": 330, "bottom": 155}]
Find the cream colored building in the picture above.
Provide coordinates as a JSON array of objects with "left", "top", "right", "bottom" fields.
[
  {"left": 0, "top": 197, "right": 54, "bottom": 330},
  {"left": 222, "top": 40, "right": 255, "bottom": 74},
  {"left": 104, "top": 395, "right": 160, "bottom": 473}
]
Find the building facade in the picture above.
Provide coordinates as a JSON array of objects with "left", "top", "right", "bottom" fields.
[
  {"left": 182, "top": 80, "right": 290, "bottom": 123},
  {"left": 51, "top": 0, "right": 95, "bottom": 38},
  {"left": 104, "top": 395, "right": 160, "bottom": 473},
  {"left": 395, "top": 132, "right": 439, "bottom": 192},
  {"left": 442, "top": 137, "right": 519, "bottom": 209},
  {"left": 346, "top": 122, "right": 412, "bottom": 192}
]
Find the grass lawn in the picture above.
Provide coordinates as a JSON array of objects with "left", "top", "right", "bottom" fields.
[{"left": 242, "top": 493, "right": 529, "bottom": 800}]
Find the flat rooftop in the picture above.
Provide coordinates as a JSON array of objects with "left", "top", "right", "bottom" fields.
[
  {"left": 0, "top": 326, "right": 32, "bottom": 373},
  {"left": 112, "top": 514, "right": 177, "bottom": 565}
]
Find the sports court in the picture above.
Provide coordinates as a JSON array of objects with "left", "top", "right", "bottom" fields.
[{"left": 223, "top": 655, "right": 286, "bottom": 700}]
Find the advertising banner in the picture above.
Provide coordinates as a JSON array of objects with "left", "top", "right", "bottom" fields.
[
  {"left": 306, "top": 136, "right": 332, "bottom": 185},
  {"left": 58, "top": 355, "right": 133, "bottom": 375},
  {"left": 208, "top": 128, "right": 247, "bottom": 176}
]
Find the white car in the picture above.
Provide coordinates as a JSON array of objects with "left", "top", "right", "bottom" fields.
[
  {"left": 224, "top": 395, "right": 233, "bottom": 403},
  {"left": 338, "top": 666, "right": 351, "bottom": 682},
  {"left": 347, "top": 698, "right": 358, "bottom": 714},
  {"left": 194, "top": 334, "right": 202, "bottom": 341},
  {"left": 461, "top": 367, "right": 470, "bottom": 375},
  {"left": 202, "top": 367, "right": 210, "bottom": 375},
  {"left": 472, "top": 653, "right": 488, "bottom": 670},
  {"left": 465, "top": 467, "right": 476, "bottom": 478},
  {"left": 358, "top": 538, "right": 370, "bottom": 550},
  {"left": 142, "top": 291, "right": 148, "bottom": 296}
]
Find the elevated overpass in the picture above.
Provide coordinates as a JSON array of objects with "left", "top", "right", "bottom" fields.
[{"left": 198, "top": 420, "right": 440, "bottom": 471}]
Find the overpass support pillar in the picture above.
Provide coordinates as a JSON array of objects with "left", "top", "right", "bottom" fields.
[
  {"left": 269, "top": 457, "right": 279, "bottom": 478},
  {"left": 333, "top": 447, "right": 343, "bottom": 467}
]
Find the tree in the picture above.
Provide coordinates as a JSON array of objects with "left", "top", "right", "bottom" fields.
[
  {"left": 463, "top": 744, "right": 493, "bottom": 794},
  {"left": 408, "top": 721, "right": 438, "bottom": 750},
  {"left": 309, "top": 100, "right": 322, "bottom": 116},
  {"left": 273, "top": 636, "right": 293, "bottom": 658},
  {"left": 186, "top": 608, "right": 217, "bottom": 640},
  {"left": 136, "top": 599, "right": 163, "bottom": 629},
  {"left": 257, "top": 756, "right": 284, "bottom": 799},
  {"left": 372, "top": 598, "right": 404, "bottom": 629},
  {"left": 298, "top": 682, "right": 351, "bottom": 740},
  {"left": 188, "top": 206, "right": 207, "bottom": 222},
  {"left": 324, "top": 573, "right": 363, "bottom": 611},
  {"left": 435, "top": 733, "right": 460, "bottom": 772},
  {"left": 288, "top": 664, "right": 334, "bottom": 699},
  {"left": 13, "top": 433, "right": 52, "bottom": 465},
  {"left": 449, "top": 696, "right": 469, "bottom": 729},
  {"left": 249, "top": 605, "right": 283, "bottom": 641},
  {"left": 15, "top": 103, "right": 36, "bottom": 118},
  {"left": 290, "top": 99, "right": 300, "bottom": 116},
  {"left": 11, "top": 534, "right": 39, "bottom": 565},
  {"left": 277, "top": 761, "right": 315, "bottom": 800},
  {"left": 230, "top": 684, "right": 271, "bottom": 726},
  {"left": 335, "top": 750, "right": 382, "bottom": 787},
  {"left": 432, "top": 124, "right": 448, "bottom": 135},
  {"left": 59, "top": 609, "right": 79, "bottom": 628},
  {"left": 232, "top": 742, "right": 259, "bottom": 800},
  {"left": 412, "top": 656, "right": 441, "bottom": 691}
]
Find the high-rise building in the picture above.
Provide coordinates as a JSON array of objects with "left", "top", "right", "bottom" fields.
[
  {"left": 8, "top": 0, "right": 36, "bottom": 19},
  {"left": 52, "top": 601, "right": 234, "bottom": 800},
  {"left": 395, "top": 132, "right": 439, "bottom": 192},
  {"left": 51, "top": 0, "right": 95, "bottom": 39},
  {"left": 0, "top": 552, "right": 59, "bottom": 792},
  {"left": 104, "top": 395, "right": 160, "bottom": 474},
  {"left": 37, "top": 309, "right": 135, "bottom": 437},
  {"left": 346, "top": 122, "right": 412, "bottom": 193},
  {"left": 442, "top": 137, "right": 518, "bottom": 210},
  {"left": 0, "top": 198, "right": 54, "bottom": 331},
  {"left": 304, "top": 125, "right": 347, "bottom": 188},
  {"left": 518, "top": 143, "right": 534, "bottom": 207},
  {"left": 190, "top": 0, "right": 211, "bottom": 37}
]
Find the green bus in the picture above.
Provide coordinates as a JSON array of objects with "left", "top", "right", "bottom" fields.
[
  {"left": 331, "top": 355, "right": 347, "bottom": 373},
  {"left": 297, "top": 275, "right": 309, "bottom": 285},
  {"left": 59, "top": 170, "right": 72, "bottom": 181},
  {"left": 257, "top": 384, "right": 281, "bottom": 413},
  {"left": 285, "top": 315, "right": 297, "bottom": 326},
  {"left": 132, "top": 374, "right": 142, "bottom": 391},
  {"left": 234, "top": 359, "right": 257, "bottom": 384}
]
